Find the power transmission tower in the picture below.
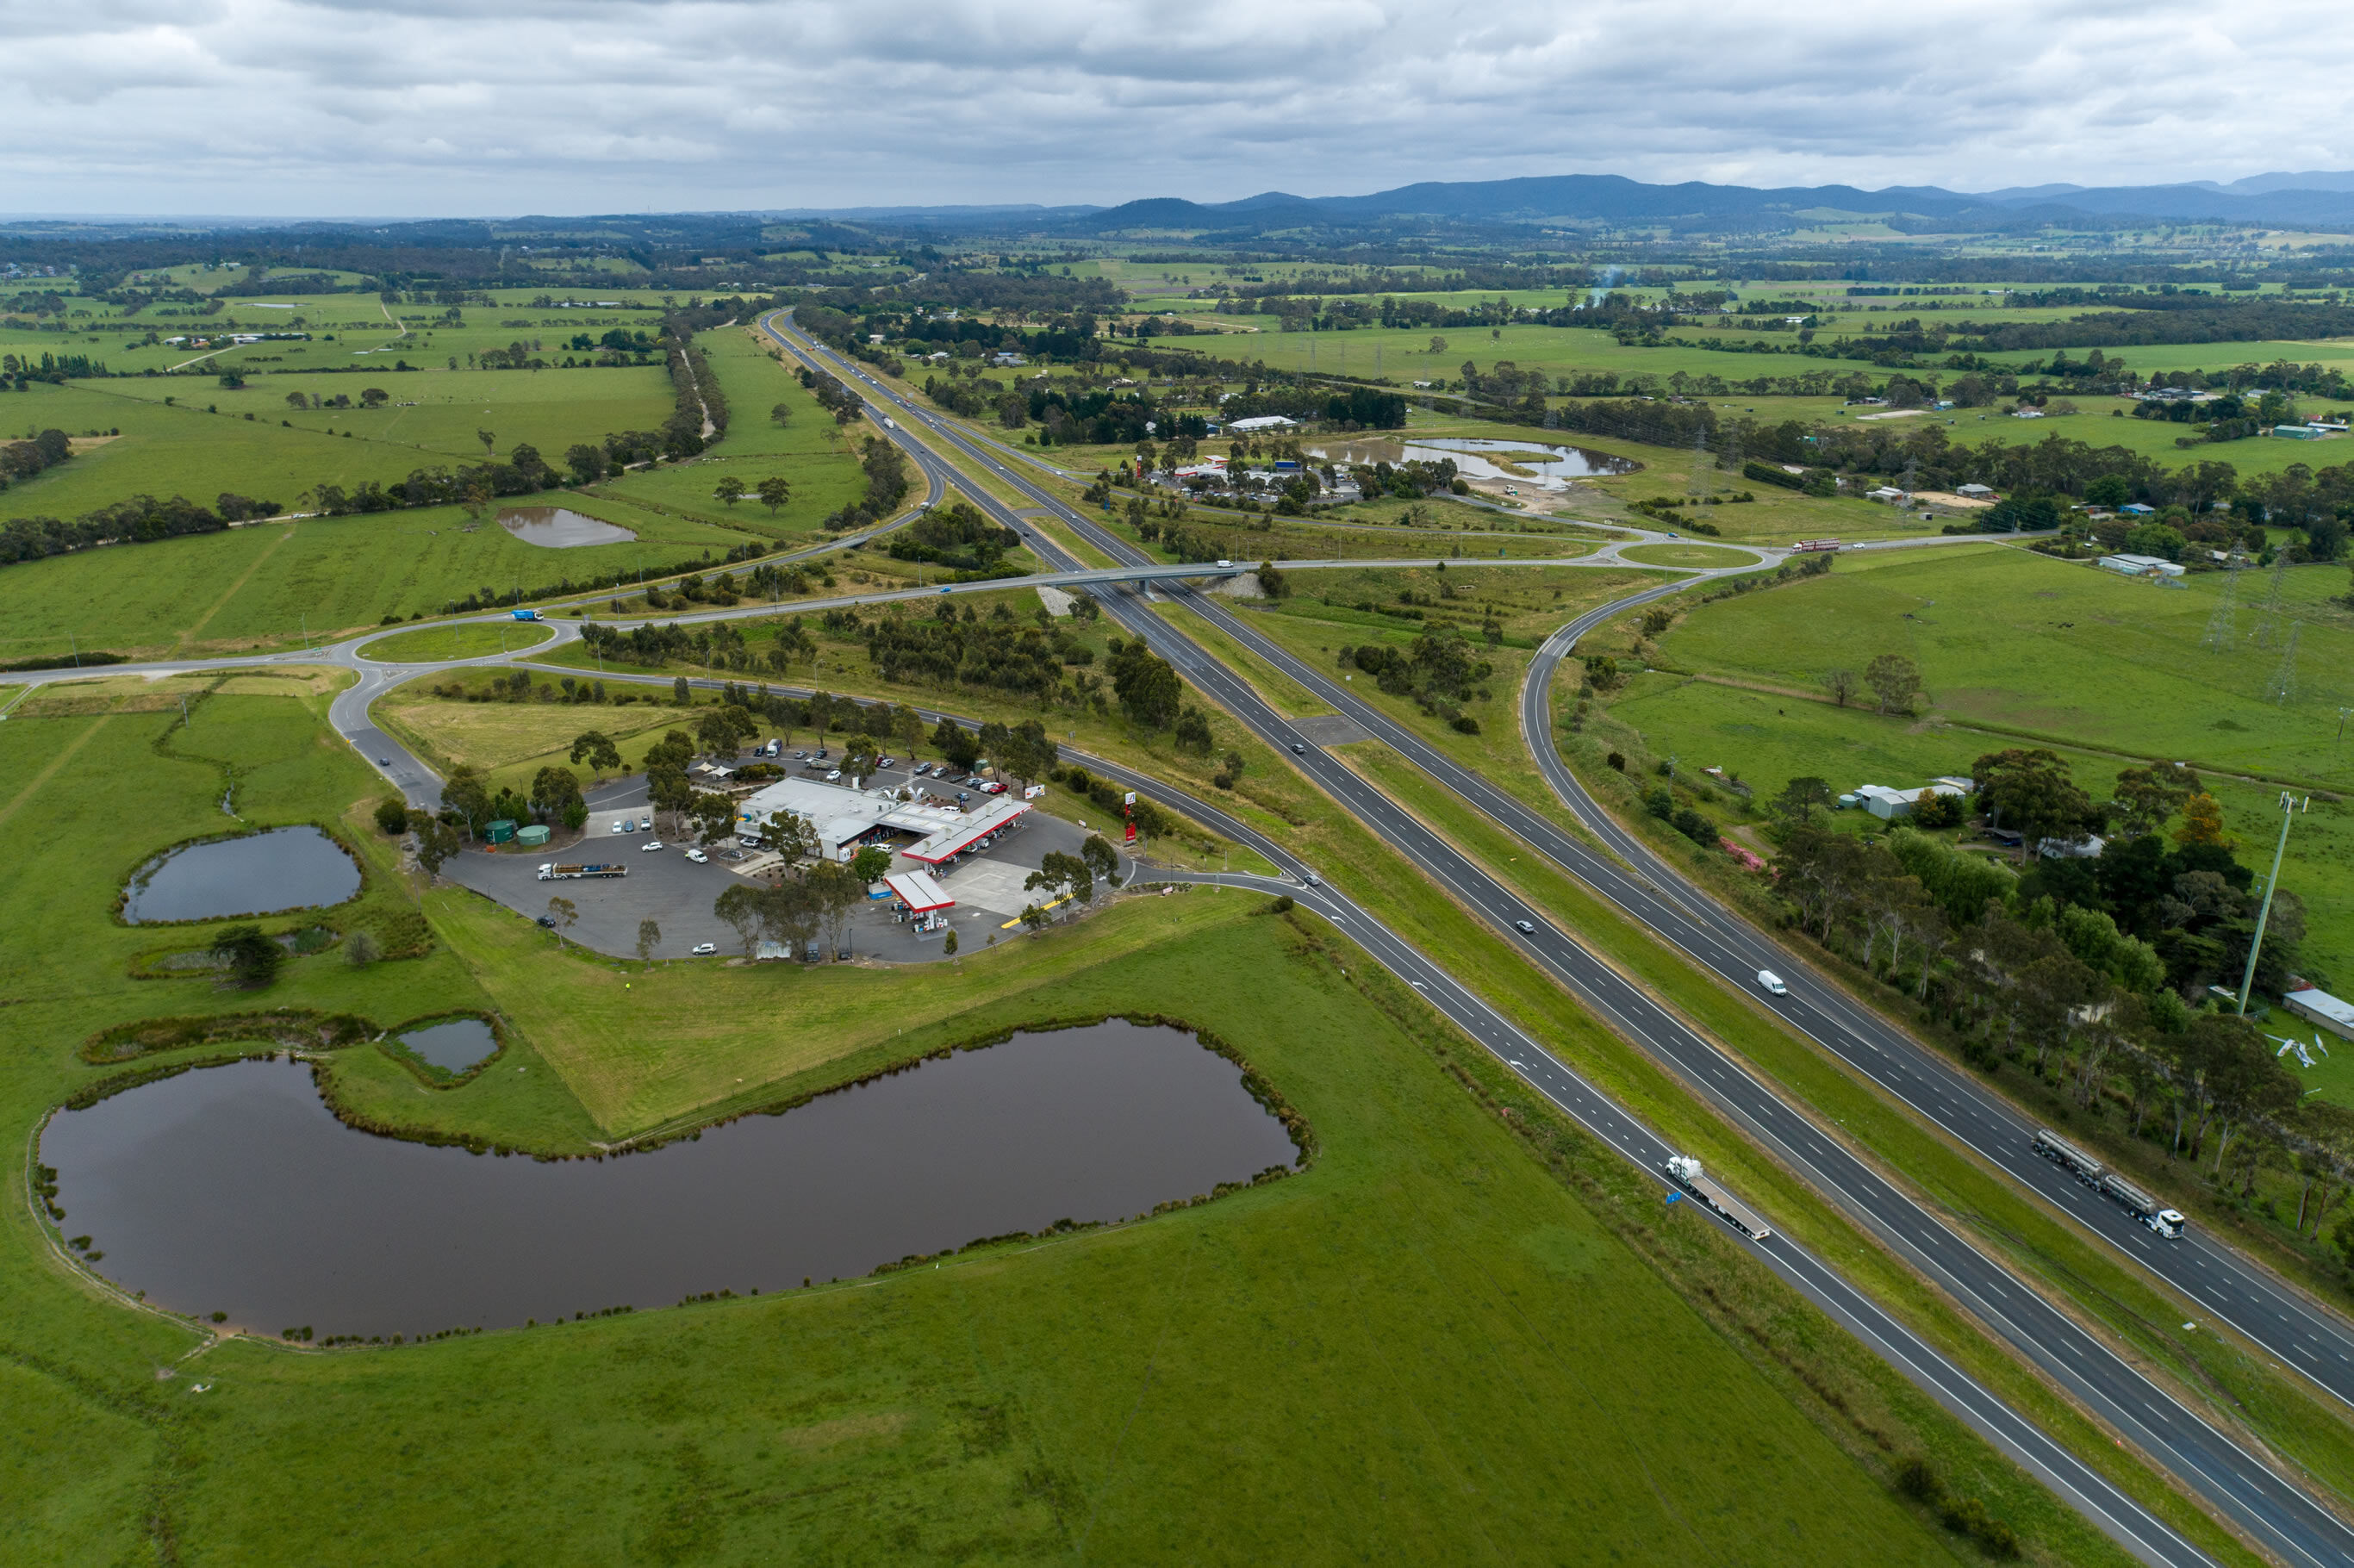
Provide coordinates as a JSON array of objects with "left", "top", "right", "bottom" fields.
[
  {"left": 2253, "top": 551, "right": 2290, "bottom": 648},
  {"left": 2264, "top": 620, "right": 2301, "bottom": 704},
  {"left": 1685, "top": 429, "right": 1715, "bottom": 502},
  {"left": 2201, "top": 557, "right": 2243, "bottom": 650}
]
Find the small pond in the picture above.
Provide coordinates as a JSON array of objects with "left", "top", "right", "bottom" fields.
[
  {"left": 122, "top": 826, "right": 362, "bottom": 924},
  {"left": 1309, "top": 436, "right": 1636, "bottom": 490},
  {"left": 499, "top": 507, "right": 636, "bottom": 548},
  {"left": 41, "top": 1021, "right": 1299, "bottom": 1338},
  {"left": 399, "top": 1018, "right": 499, "bottom": 1073}
]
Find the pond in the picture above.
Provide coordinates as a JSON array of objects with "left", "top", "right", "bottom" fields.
[
  {"left": 41, "top": 1021, "right": 1300, "bottom": 1338},
  {"left": 1308, "top": 436, "right": 1636, "bottom": 490},
  {"left": 499, "top": 507, "right": 637, "bottom": 548},
  {"left": 398, "top": 1017, "right": 499, "bottom": 1073},
  {"left": 122, "top": 826, "right": 362, "bottom": 924}
]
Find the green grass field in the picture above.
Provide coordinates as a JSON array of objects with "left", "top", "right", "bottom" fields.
[
  {"left": 0, "top": 669, "right": 2089, "bottom": 1565},
  {"left": 1583, "top": 543, "right": 2354, "bottom": 980},
  {"left": 358, "top": 620, "right": 557, "bottom": 663},
  {"left": 0, "top": 501, "right": 752, "bottom": 661}
]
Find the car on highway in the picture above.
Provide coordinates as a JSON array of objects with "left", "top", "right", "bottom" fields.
[
  {"left": 641, "top": 840, "right": 664, "bottom": 852},
  {"left": 690, "top": 943, "right": 718, "bottom": 955},
  {"left": 1514, "top": 919, "right": 1536, "bottom": 935},
  {"left": 1756, "top": 969, "right": 1789, "bottom": 996},
  {"left": 378, "top": 756, "right": 391, "bottom": 765},
  {"left": 1304, "top": 872, "right": 1322, "bottom": 887},
  {"left": 684, "top": 849, "right": 708, "bottom": 864},
  {"left": 1290, "top": 742, "right": 1306, "bottom": 755},
  {"left": 1216, "top": 558, "right": 1234, "bottom": 568}
]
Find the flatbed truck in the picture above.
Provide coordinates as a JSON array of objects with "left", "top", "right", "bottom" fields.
[
  {"left": 1664, "top": 1154, "right": 1773, "bottom": 1241},
  {"left": 537, "top": 862, "right": 626, "bottom": 880}
]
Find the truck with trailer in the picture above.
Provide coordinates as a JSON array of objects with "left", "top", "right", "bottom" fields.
[
  {"left": 1664, "top": 1154, "right": 1773, "bottom": 1241},
  {"left": 2032, "top": 1127, "right": 2106, "bottom": 1185},
  {"left": 512, "top": 608, "right": 541, "bottom": 620},
  {"left": 2099, "top": 1173, "right": 2185, "bottom": 1238},
  {"left": 536, "top": 862, "right": 626, "bottom": 880}
]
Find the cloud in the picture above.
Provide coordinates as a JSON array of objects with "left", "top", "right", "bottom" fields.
[{"left": 2, "top": 0, "right": 2350, "bottom": 215}]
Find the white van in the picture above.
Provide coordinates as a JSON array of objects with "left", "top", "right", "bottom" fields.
[{"left": 1756, "top": 970, "right": 1789, "bottom": 996}]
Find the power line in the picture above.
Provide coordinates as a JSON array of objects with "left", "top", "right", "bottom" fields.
[{"left": 2263, "top": 619, "right": 2301, "bottom": 704}]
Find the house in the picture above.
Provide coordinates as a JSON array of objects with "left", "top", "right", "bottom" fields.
[
  {"left": 1852, "top": 781, "right": 1969, "bottom": 820},
  {"left": 2098, "top": 552, "right": 2186, "bottom": 579},
  {"left": 2275, "top": 424, "right": 2324, "bottom": 440},
  {"left": 1956, "top": 482, "right": 1996, "bottom": 500},
  {"left": 2118, "top": 502, "right": 2157, "bottom": 516},
  {"left": 1865, "top": 485, "right": 1907, "bottom": 504},
  {"left": 1226, "top": 414, "right": 1298, "bottom": 432},
  {"left": 2283, "top": 985, "right": 2354, "bottom": 1042},
  {"left": 990, "top": 352, "right": 1025, "bottom": 367}
]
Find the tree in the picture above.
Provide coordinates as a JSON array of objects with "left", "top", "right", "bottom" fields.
[
  {"left": 212, "top": 924, "right": 282, "bottom": 988},
  {"left": 2176, "top": 792, "right": 2231, "bottom": 849},
  {"left": 1256, "top": 560, "right": 1288, "bottom": 598},
  {"left": 757, "top": 476, "right": 791, "bottom": 515},
  {"left": 440, "top": 764, "right": 493, "bottom": 837},
  {"left": 564, "top": 443, "right": 606, "bottom": 485},
  {"left": 360, "top": 386, "right": 389, "bottom": 409},
  {"left": 1429, "top": 336, "right": 1448, "bottom": 355},
  {"left": 713, "top": 476, "right": 746, "bottom": 507},
  {"left": 374, "top": 796, "right": 410, "bottom": 835},
  {"left": 569, "top": 730, "right": 624, "bottom": 779},
  {"left": 345, "top": 930, "right": 381, "bottom": 968},
  {"left": 1109, "top": 639, "right": 1181, "bottom": 728},
  {"left": 1823, "top": 667, "right": 1859, "bottom": 707},
  {"left": 1025, "top": 850, "right": 1093, "bottom": 909},
  {"left": 1864, "top": 652, "right": 1924, "bottom": 716},
  {"left": 807, "top": 861, "right": 862, "bottom": 959},
  {"left": 408, "top": 810, "right": 461, "bottom": 879},
  {"left": 529, "top": 764, "right": 582, "bottom": 826},
  {"left": 1771, "top": 775, "right": 1834, "bottom": 829},
  {"left": 545, "top": 896, "right": 577, "bottom": 948},
  {"left": 850, "top": 845, "right": 893, "bottom": 886},
  {"left": 943, "top": 928, "right": 958, "bottom": 958},
  {"left": 636, "top": 918, "right": 662, "bottom": 963},
  {"left": 1000, "top": 719, "right": 1057, "bottom": 788},
  {"left": 769, "top": 401, "right": 793, "bottom": 427},
  {"left": 714, "top": 883, "right": 763, "bottom": 956},
  {"left": 476, "top": 429, "right": 496, "bottom": 457},
  {"left": 2112, "top": 762, "right": 2199, "bottom": 840},
  {"left": 933, "top": 716, "right": 980, "bottom": 770},
  {"left": 1080, "top": 833, "right": 1121, "bottom": 895},
  {"left": 688, "top": 791, "right": 738, "bottom": 845},
  {"left": 760, "top": 877, "right": 820, "bottom": 955},
  {"left": 696, "top": 704, "right": 757, "bottom": 757},
  {"left": 1018, "top": 904, "right": 1052, "bottom": 932},
  {"left": 1973, "top": 748, "right": 2095, "bottom": 861},
  {"left": 1173, "top": 706, "right": 1214, "bottom": 756},
  {"left": 759, "top": 810, "right": 819, "bottom": 862}
]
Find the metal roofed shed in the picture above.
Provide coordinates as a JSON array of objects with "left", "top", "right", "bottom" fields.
[
  {"left": 883, "top": 869, "right": 955, "bottom": 912},
  {"left": 2284, "top": 986, "right": 2354, "bottom": 1042},
  {"left": 2097, "top": 552, "right": 2186, "bottom": 579},
  {"left": 733, "top": 776, "right": 1030, "bottom": 865}
]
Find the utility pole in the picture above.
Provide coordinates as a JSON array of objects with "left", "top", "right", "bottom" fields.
[
  {"left": 2338, "top": 706, "right": 2353, "bottom": 743},
  {"left": 2238, "top": 791, "right": 2308, "bottom": 1015}
]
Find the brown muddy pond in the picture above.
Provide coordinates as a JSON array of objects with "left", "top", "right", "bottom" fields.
[
  {"left": 499, "top": 507, "right": 637, "bottom": 547},
  {"left": 122, "top": 826, "right": 362, "bottom": 924},
  {"left": 41, "top": 1021, "right": 1299, "bottom": 1338}
]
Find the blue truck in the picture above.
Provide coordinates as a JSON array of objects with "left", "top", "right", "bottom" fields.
[{"left": 512, "top": 608, "right": 540, "bottom": 621}]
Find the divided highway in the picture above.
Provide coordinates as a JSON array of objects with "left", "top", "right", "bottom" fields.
[{"left": 763, "top": 309, "right": 2354, "bottom": 1565}]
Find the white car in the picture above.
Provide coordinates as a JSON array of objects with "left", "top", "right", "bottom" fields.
[
  {"left": 610, "top": 820, "right": 628, "bottom": 835},
  {"left": 638, "top": 816, "right": 651, "bottom": 831},
  {"left": 1756, "top": 970, "right": 1789, "bottom": 996},
  {"left": 640, "top": 840, "right": 664, "bottom": 852},
  {"left": 684, "top": 849, "right": 708, "bottom": 864},
  {"left": 690, "top": 942, "right": 718, "bottom": 955},
  {"left": 825, "top": 769, "right": 842, "bottom": 782}
]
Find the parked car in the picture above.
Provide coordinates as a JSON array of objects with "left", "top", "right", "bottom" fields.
[
  {"left": 877, "top": 756, "right": 896, "bottom": 768},
  {"left": 793, "top": 750, "right": 807, "bottom": 761},
  {"left": 610, "top": 820, "right": 628, "bottom": 834},
  {"left": 690, "top": 943, "right": 718, "bottom": 955},
  {"left": 825, "top": 769, "right": 842, "bottom": 782},
  {"left": 684, "top": 849, "right": 708, "bottom": 864},
  {"left": 638, "top": 816, "right": 651, "bottom": 831},
  {"left": 537, "top": 915, "right": 557, "bottom": 928},
  {"left": 981, "top": 781, "right": 1006, "bottom": 794},
  {"left": 913, "top": 762, "right": 933, "bottom": 775},
  {"left": 641, "top": 840, "right": 664, "bottom": 852}
]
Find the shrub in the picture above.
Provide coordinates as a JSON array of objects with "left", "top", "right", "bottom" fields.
[
  {"left": 1672, "top": 806, "right": 1716, "bottom": 846},
  {"left": 1606, "top": 750, "right": 1627, "bottom": 771},
  {"left": 1267, "top": 895, "right": 1294, "bottom": 914},
  {"left": 373, "top": 796, "right": 410, "bottom": 835}
]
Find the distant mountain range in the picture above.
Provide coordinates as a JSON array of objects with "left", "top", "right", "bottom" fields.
[{"left": 1035, "top": 172, "right": 2354, "bottom": 233}]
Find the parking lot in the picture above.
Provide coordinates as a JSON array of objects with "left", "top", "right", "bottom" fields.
[{"left": 442, "top": 771, "right": 1120, "bottom": 965}]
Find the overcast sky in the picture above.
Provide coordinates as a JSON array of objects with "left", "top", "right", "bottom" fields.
[{"left": 6, "top": 0, "right": 2351, "bottom": 218}]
